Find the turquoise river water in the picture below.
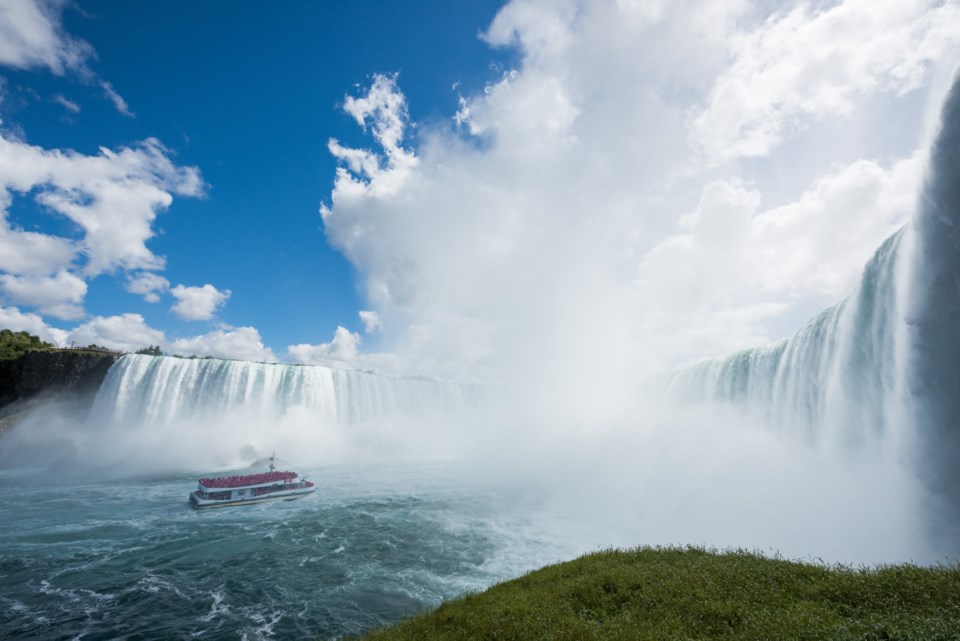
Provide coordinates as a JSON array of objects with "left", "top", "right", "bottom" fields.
[{"left": 0, "top": 462, "right": 593, "bottom": 640}]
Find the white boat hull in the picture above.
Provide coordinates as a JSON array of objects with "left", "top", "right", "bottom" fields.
[{"left": 189, "top": 485, "right": 315, "bottom": 510}]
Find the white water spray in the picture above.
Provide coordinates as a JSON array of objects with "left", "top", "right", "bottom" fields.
[
  {"left": 90, "top": 354, "right": 480, "bottom": 428},
  {"left": 662, "top": 72, "right": 960, "bottom": 556}
]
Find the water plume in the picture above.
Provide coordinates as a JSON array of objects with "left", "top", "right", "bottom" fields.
[
  {"left": 0, "top": 354, "right": 483, "bottom": 476},
  {"left": 4, "top": 76, "right": 958, "bottom": 568},
  {"left": 664, "top": 71, "right": 960, "bottom": 558}
]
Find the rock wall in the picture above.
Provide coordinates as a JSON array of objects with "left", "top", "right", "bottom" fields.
[{"left": 0, "top": 350, "right": 120, "bottom": 409}]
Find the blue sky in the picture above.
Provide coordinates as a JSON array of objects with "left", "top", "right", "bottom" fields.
[
  {"left": 0, "top": 0, "right": 510, "bottom": 357},
  {"left": 0, "top": 0, "right": 958, "bottom": 378}
]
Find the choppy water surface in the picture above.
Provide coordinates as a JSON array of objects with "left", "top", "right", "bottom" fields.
[{"left": 0, "top": 463, "right": 587, "bottom": 640}]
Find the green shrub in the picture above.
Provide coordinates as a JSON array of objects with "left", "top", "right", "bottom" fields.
[
  {"left": 136, "top": 345, "right": 163, "bottom": 356},
  {"left": 0, "top": 329, "right": 55, "bottom": 360}
]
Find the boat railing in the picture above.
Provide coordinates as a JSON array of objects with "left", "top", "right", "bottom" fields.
[{"left": 198, "top": 470, "right": 297, "bottom": 489}]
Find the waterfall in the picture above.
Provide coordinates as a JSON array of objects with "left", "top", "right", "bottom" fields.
[
  {"left": 664, "top": 73, "right": 960, "bottom": 548},
  {"left": 89, "top": 354, "right": 480, "bottom": 428},
  {"left": 664, "top": 229, "right": 909, "bottom": 449},
  {"left": 906, "top": 71, "right": 960, "bottom": 535}
]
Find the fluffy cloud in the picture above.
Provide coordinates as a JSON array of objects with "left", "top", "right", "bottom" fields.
[
  {"left": 0, "top": 3, "right": 204, "bottom": 326},
  {"left": 0, "top": 304, "right": 277, "bottom": 363},
  {"left": 288, "top": 326, "right": 407, "bottom": 373},
  {"left": 65, "top": 313, "right": 164, "bottom": 352},
  {"left": 322, "top": 73, "right": 419, "bottom": 212},
  {"left": 169, "top": 326, "right": 277, "bottom": 362},
  {"left": 358, "top": 310, "right": 382, "bottom": 333},
  {"left": 0, "top": 212, "right": 75, "bottom": 275},
  {"left": 0, "top": 270, "right": 86, "bottom": 320},
  {"left": 0, "top": 135, "right": 203, "bottom": 274},
  {"left": 693, "top": 0, "right": 960, "bottom": 160},
  {"left": 633, "top": 153, "right": 923, "bottom": 365},
  {"left": 643, "top": 153, "right": 922, "bottom": 307},
  {"left": 170, "top": 284, "right": 231, "bottom": 321},
  {"left": 0, "top": 305, "right": 67, "bottom": 344},
  {"left": 0, "top": 0, "right": 92, "bottom": 74},
  {"left": 288, "top": 326, "right": 361, "bottom": 366},
  {"left": 0, "top": 0, "right": 136, "bottom": 116},
  {"left": 126, "top": 272, "right": 170, "bottom": 303},
  {"left": 748, "top": 154, "right": 922, "bottom": 299},
  {"left": 0, "top": 134, "right": 202, "bottom": 320},
  {"left": 320, "top": 0, "right": 953, "bottom": 382}
]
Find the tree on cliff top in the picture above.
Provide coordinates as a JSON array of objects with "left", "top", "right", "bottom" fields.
[
  {"left": 0, "top": 329, "right": 55, "bottom": 360},
  {"left": 136, "top": 345, "right": 163, "bottom": 356}
]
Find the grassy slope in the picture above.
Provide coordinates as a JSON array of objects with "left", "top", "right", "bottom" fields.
[{"left": 356, "top": 547, "right": 960, "bottom": 641}]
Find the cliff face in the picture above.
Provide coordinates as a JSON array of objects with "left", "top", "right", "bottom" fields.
[{"left": 0, "top": 350, "right": 120, "bottom": 409}]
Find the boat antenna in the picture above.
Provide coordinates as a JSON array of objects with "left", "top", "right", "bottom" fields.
[
  {"left": 269, "top": 455, "right": 309, "bottom": 481},
  {"left": 269, "top": 451, "right": 276, "bottom": 472}
]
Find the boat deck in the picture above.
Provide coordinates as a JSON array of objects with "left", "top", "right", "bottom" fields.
[{"left": 189, "top": 455, "right": 315, "bottom": 509}]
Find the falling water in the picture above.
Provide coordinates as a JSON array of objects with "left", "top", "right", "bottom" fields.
[
  {"left": 89, "top": 354, "right": 480, "bottom": 428},
  {"left": 664, "top": 229, "right": 910, "bottom": 449},
  {"left": 665, "top": 72, "right": 960, "bottom": 553}
]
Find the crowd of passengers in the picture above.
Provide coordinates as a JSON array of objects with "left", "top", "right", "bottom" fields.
[{"left": 199, "top": 471, "right": 296, "bottom": 488}]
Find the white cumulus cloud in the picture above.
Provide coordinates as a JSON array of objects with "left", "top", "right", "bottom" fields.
[
  {"left": 0, "top": 307, "right": 279, "bottom": 363},
  {"left": 169, "top": 326, "right": 277, "bottom": 362},
  {"left": 0, "top": 134, "right": 203, "bottom": 322},
  {"left": 170, "top": 284, "right": 231, "bottom": 321},
  {"left": 0, "top": 135, "right": 204, "bottom": 276},
  {"left": 319, "top": 0, "right": 954, "bottom": 383},
  {"left": 358, "top": 310, "right": 382, "bottom": 333},
  {"left": 693, "top": 0, "right": 960, "bottom": 160},
  {"left": 323, "top": 73, "right": 419, "bottom": 211},
  {"left": 0, "top": 305, "right": 67, "bottom": 344},
  {"left": 66, "top": 313, "right": 165, "bottom": 351},
  {"left": 0, "top": 270, "right": 86, "bottom": 320},
  {"left": 0, "top": 212, "right": 75, "bottom": 276},
  {"left": 0, "top": 0, "right": 136, "bottom": 116},
  {"left": 288, "top": 326, "right": 361, "bottom": 366},
  {"left": 0, "top": 0, "right": 92, "bottom": 74},
  {"left": 126, "top": 272, "right": 170, "bottom": 303},
  {"left": 633, "top": 151, "right": 923, "bottom": 365}
]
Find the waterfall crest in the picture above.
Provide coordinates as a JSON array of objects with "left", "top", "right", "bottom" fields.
[{"left": 89, "top": 354, "right": 480, "bottom": 428}]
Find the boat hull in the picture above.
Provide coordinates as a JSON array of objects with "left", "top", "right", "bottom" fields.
[{"left": 189, "top": 485, "right": 315, "bottom": 510}]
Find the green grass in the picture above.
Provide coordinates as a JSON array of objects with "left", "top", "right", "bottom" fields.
[{"left": 351, "top": 547, "right": 960, "bottom": 641}]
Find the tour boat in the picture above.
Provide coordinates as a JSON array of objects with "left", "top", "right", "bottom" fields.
[{"left": 189, "top": 453, "right": 315, "bottom": 509}]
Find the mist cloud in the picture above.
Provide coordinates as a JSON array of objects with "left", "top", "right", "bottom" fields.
[{"left": 321, "top": 0, "right": 952, "bottom": 383}]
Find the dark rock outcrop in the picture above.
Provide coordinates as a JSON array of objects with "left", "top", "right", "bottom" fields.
[{"left": 0, "top": 350, "right": 120, "bottom": 410}]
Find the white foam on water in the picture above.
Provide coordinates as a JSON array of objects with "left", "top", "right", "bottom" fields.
[{"left": 199, "top": 590, "right": 230, "bottom": 623}]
